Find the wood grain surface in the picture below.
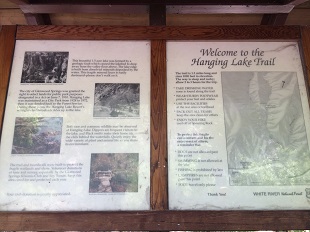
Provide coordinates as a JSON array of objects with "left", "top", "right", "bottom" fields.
[
  {"left": 21, "top": 0, "right": 297, "bottom": 5},
  {"left": 0, "top": 0, "right": 19, "bottom": 8},
  {"left": 0, "top": 26, "right": 16, "bottom": 134},
  {"left": 1, "top": 9, "right": 310, "bottom": 26},
  {"left": 1, "top": 0, "right": 310, "bottom": 27},
  {"left": 151, "top": 40, "right": 168, "bottom": 210},
  {"left": 1, "top": 210, "right": 310, "bottom": 231},
  {"left": 16, "top": 25, "right": 301, "bottom": 40}
]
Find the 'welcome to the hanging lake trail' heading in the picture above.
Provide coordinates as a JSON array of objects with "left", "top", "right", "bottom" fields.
[{"left": 191, "top": 48, "right": 276, "bottom": 69}]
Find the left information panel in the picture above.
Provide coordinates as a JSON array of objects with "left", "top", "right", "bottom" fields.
[{"left": 0, "top": 40, "right": 151, "bottom": 211}]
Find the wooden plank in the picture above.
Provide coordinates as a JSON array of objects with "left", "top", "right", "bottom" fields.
[
  {"left": 19, "top": 4, "right": 295, "bottom": 14},
  {"left": 167, "top": 9, "right": 310, "bottom": 26},
  {"left": 0, "top": 26, "right": 16, "bottom": 134},
  {"left": 0, "top": 0, "right": 18, "bottom": 8},
  {"left": 27, "top": 0, "right": 288, "bottom": 5},
  {"left": 0, "top": 9, "right": 27, "bottom": 25},
  {"left": 50, "top": 13, "right": 149, "bottom": 26},
  {"left": 20, "top": 4, "right": 148, "bottom": 14},
  {"left": 302, "top": 26, "right": 310, "bottom": 90},
  {"left": 150, "top": 40, "right": 168, "bottom": 210},
  {"left": 1, "top": 8, "right": 309, "bottom": 26},
  {"left": 286, "top": 9, "right": 310, "bottom": 25},
  {"left": 16, "top": 25, "right": 301, "bottom": 40},
  {"left": 167, "top": 5, "right": 293, "bottom": 14},
  {"left": 1, "top": 210, "right": 310, "bottom": 230},
  {"left": 167, "top": 13, "right": 262, "bottom": 25}
]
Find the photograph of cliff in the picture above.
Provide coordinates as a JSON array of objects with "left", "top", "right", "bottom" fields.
[
  {"left": 222, "top": 71, "right": 310, "bottom": 186},
  {"left": 93, "top": 83, "right": 140, "bottom": 117},
  {"left": 21, "top": 51, "right": 68, "bottom": 83},
  {"left": 11, "top": 117, "right": 63, "bottom": 154}
]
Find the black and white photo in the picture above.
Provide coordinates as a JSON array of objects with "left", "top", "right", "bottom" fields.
[
  {"left": 21, "top": 51, "right": 69, "bottom": 83},
  {"left": 93, "top": 83, "right": 140, "bottom": 117}
]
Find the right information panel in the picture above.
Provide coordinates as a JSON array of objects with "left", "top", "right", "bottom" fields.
[{"left": 167, "top": 41, "right": 310, "bottom": 210}]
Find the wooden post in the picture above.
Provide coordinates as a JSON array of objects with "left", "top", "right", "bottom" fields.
[
  {"left": 0, "top": 26, "right": 16, "bottom": 133},
  {"left": 151, "top": 40, "right": 168, "bottom": 210}
]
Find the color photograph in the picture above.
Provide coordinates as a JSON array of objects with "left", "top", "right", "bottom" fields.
[
  {"left": 89, "top": 153, "right": 139, "bottom": 193},
  {"left": 11, "top": 117, "right": 63, "bottom": 154}
]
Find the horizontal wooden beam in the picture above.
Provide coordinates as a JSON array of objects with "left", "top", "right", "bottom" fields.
[
  {"left": 20, "top": 4, "right": 295, "bottom": 15},
  {"left": 28, "top": 0, "right": 288, "bottom": 5},
  {"left": 20, "top": 4, "right": 148, "bottom": 14},
  {"left": 16, "top": 25, "right": 301, "bottom": 40},
  {"left": 1, "top": 210, "right": 310, "bottom": 231},
  {"left": 2, "top": 8, "right": 310, "bottom": 26},
  {"left": 167, "top": 5, "right": 294, "bottom": 14}
]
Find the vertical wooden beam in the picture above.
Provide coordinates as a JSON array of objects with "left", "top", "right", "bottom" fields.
[
  {"left": 150, "top": 40, "right": 168, "bottom": 210},
  {"left": 302, "top": 26, "right": 310, "bottom": 90},
  {"left": 0, "top": 26, "right": 16, "bottom": 134},
  {"left": 24, "top": 13, "right": 52, "bottom": 25},
  {"left": 261, "top": 13, "right": 289, "bottom": 25},
  {"left": 149, "top": 4, "right": 166, "bottom": 26}
]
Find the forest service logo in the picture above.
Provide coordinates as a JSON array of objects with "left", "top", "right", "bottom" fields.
[{"left": 305, "top": 188, "right": 310, "bottom": 199}]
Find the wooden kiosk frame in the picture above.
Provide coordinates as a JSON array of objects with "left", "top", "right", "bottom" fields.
[{"left": 1, "top": 25, "right": 310, "bottom": 230}]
